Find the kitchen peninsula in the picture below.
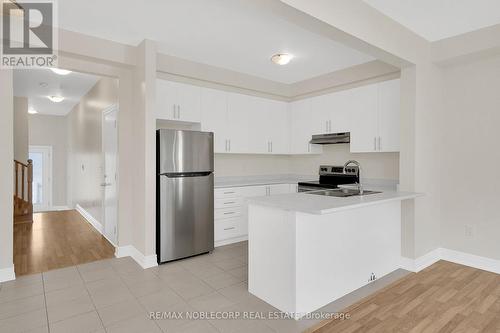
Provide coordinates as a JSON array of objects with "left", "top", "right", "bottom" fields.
[{"left": 247, "top": 190, "right": 421, "bottom": 318}]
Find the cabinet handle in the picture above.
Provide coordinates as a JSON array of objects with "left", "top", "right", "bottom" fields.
[
  {"left": 374, "top": 137, "right": 377, "bottom": 151},
  {"left": 224, "top": 201, "right": 235, "bottom": 205},
  {"left": 378, "top": 136, "right": 381, "bottom": 151},
  {"left": 224, "top": 191, "right": 235, "bottom": 194},
  {"left": 328, "top": 120, "right": 332, "bottom": 133},
  {"left": 270, "top": 141, "right": 273, "bottom": 153},
  {"left": 223, "top": 212, "right": 235, "bottom": 215},
  {"left": 224, "top": 227, "right": 236, "bottom": 231},
  {"left": 225, "top": 139, "right": 228, "bottom": 152},
  {"left": 173, "top": 105, "right": 176, "bottom": 118},
  {"left": 267, "top": 141, "right": 270, "bottom": 153},
  {"left": 307, "top": 144, "right": 310, "bottom": 153},
  {"left": 325, "top": 121, "right": 329, "bottom": 133},
  {"left": 228, "top": 140, "right": 231, "bottom": 152},
  {"left": 176, "top": 105, "right": 180, "bottom": 119}
]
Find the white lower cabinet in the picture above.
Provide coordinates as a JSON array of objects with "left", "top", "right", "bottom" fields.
[{"left": 214, "top": 183, "right": 295, "bottom": 246}]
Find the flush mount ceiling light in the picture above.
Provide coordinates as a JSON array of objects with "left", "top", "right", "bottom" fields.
[
  {"left": 28, "top": 108, "right": 38, "bottom": 114},
  {"left": 48, "top": 95, "right": 64, "bottom": 103},
  {"left": 50, "top": 68, "right": 71, "bottom": 75},
  {"left": 271, "top": 53, "right": 294, "bottom": 65}
]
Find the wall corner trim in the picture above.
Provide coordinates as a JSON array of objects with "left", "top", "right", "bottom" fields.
[
  {"left": 76, "top": 204, "right": 117, "bottom": 247},
  {"left": 400, "top": 248, "right": 500, "bottom": 274},
  {"left": 76, "top": 204, "right": 103, "bottom": 233},
  {"left": 115, "top": 245, "right": 158, "bottom": 269},
  {"left": 0, "top": 266, "right": 16, "bottom": 283}
]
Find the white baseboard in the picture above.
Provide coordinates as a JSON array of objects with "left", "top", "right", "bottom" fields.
[
  {"left": 401, "top": 248, "right": 500, "bottom": 274},
  {"left": 115, "top": 245, "right": 158, "bottom": 269},
  {"left": 75, "top": 204, "right": 103, "bottom": 234},
  {"left": 215, "top": 235, "right": 248, "bottom": 247},
  {"left": 0, "top": 266, "right": 16, "bottom": 283},
  {"left": 441, "top": 248, "right": 500, "bottom": 274}
]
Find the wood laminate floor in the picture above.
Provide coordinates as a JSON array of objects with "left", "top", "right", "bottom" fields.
[
  {"left": 13, "top": 210, "right": 115, "bottom": 276},
  {"left": 311, "top": 260, "right": 500, "bottom": 333}
]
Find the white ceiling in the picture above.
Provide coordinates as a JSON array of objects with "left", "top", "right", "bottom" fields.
[
  {"left": 13, "top": 69, "right": 100, "bottom": 116},
  {"left": 363, "top": 0, "right": 500, "bottom": 41},
  {"left": 57, "top": 0, "right": 374, "bottom": 84}
]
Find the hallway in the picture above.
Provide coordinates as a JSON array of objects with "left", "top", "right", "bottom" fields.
[{"left": 14, "top": 210, "right": 115, "bottom": 276}]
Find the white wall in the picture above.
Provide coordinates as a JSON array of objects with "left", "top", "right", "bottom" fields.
[
  {"left": 13, "top": 97, "right": 28, "bottom": 163},
  {"left": 29, "top": 115, "right": 68, "bottom": 207},
  {"left": 214, "top": 154, "right": 292, "bottom": 177},
  {"left": 290, "top": 145, "right": 399, "bottom": 180},
  {"left": 0, "top": 70, "right": 15, "bottom": 277},
  {"left": 67, "top": 76, "right": 118, "bottom": 222},
  {"left": 214, "top": 146, "right": 399, "bottom": 181},
  {"left": 440, "top": 55, "right": 500, "bottom": 260}
]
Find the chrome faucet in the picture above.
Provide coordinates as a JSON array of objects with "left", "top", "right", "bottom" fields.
[{"left": 343, "top": 160, "right": 363, "bottom": 195}]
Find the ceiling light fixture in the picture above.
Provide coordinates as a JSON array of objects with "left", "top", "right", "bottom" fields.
[
  {"left": 48, "top": 95, "right": 64, "bottom": 103},
  {"left": 28, "top": 108, "right": 38, "bottom": 114},
  {"left": 271, "top": 53, "right": 294, "bottom": 65},
  {"left": 50, "top": 68, "right": 71, "bottom": 75}
]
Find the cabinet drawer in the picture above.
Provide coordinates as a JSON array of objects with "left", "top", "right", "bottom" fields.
[
  {"left": 214, "top": 187, "right": 242, "bottom": 199},
  {"left": 215, "top": 207, "right": 242, "bottom": 220},
  {"left": 215, "top": 218, "right": 245, "bottom": 241},
  {"left": 215, "top": 197, "right": 243, "bottom": 209}
]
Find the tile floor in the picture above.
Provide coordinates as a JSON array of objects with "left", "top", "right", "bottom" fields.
[{"left": 0, "top": 241, "right": 407, "bottom": 333}]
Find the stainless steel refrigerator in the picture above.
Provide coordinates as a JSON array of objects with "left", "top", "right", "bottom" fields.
[{"left": 156, "top": 129, "right": 214, "bottom": 263}]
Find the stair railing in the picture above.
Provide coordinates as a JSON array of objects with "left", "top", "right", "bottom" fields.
[{"left": 13, "top": 159, "right": 33, "bottom": 214}]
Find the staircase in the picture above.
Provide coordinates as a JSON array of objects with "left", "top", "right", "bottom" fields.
[{"left": 14, "top": 159, "right": 33, "bottom": 224}]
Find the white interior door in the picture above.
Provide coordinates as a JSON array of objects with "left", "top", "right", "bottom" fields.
[
  {"left": 29, "top": 146, "right": 52, "bottom": 212},
  {"left": 102, "top": 105, "right": 118, "bottom": 245}
]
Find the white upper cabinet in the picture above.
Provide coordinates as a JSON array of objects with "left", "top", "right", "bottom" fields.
[
  {"left": 309, "top": 94, "right": 332, "bottom": 134},
  {"left": 201, "top": 88, "right": 228, "bottom": 153},
  {"left": 159, "top": 78, "right": 400, "bottom": 155},
  {"left": 377, "top": 79, "right": 400, "bottom": 152},
  {"left": 262, "top": 99, "right": 289, "bottom": 154},
  {"left": 350, "top": 79, "right": 400, "bottom": 153},
  {"left": 349, "top": 84, "right": 379, "bottom": 153},
  {"left": 290, "top": 99, "right": 322, "bottom": 154},
  {"left": 156, "top": 79, "right": 201, "bottom": 123}
]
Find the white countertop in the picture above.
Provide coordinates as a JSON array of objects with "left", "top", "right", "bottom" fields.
[
  {"left": 214, "top": 174, "right": 316, "bottom": 188},
  {"left": 247, "top": 190, "right": 422, "bottom": 215}
]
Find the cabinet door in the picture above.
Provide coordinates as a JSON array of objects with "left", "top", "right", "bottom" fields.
[
  {"left": 227, "top": 93, "right": 254, "bottom": 153},
  {"left": 309, "top": 94, "right": 332, "bottom": 134},
  {"left": 349, "top": 84, "right": 379, "bottom": 153},
  {"left": 265, "top": 99, "right": 289, "bottom": 154},
  {"left": 251, "top": 97, "right": 273, "bottom": 154},
  {"left": 176, "top": 82, "right": 201, "bottom": 123},
  {"left": 155, "top": 79, "right": 177, "bottom": 120},
  {"left": 201, "top": 88, "right": 228, "bottom": 153},
  {"left": 290, "top": 99, "right": 322, "bottom": 154},
  {"left": 329, "top": 89, "right": 353, "bottom": 133},
  {"left": 378, "top": 79, "right": 400, "bottom": 152}
]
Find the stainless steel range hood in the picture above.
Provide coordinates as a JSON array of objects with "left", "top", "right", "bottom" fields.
[{"left": 309, "top": 132, "right": 350, "bottom": 145}]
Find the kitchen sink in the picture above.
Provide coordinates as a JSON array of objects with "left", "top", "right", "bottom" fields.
[{"left": 304, "top": 188, "right": 381, "bottom": 197}]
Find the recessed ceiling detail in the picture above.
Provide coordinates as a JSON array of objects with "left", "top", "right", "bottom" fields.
[
  {"left": 13, "top": 69, "right": 100, "bottom": 116},
  {"left": 363, "top": 0, "right": 500, "bottom": 41},
  {"left": 57, "top": 0, "right": 374, "bottom": 83}
]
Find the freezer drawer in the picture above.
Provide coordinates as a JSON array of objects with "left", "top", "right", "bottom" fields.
[{"left": 158, "top": 173, "right": 214, "bottom": 262}]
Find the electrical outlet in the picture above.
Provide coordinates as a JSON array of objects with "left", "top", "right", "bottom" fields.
[
  {"left": 368, "top": 272, "right": 377, "bottom": 282},
  {"left": 465, "top": 224, "right": 475, "bottom": 239}
]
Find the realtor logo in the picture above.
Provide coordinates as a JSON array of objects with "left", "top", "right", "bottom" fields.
[{"left": 1, "top": 0, "right": 58, "bottom": 68}]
